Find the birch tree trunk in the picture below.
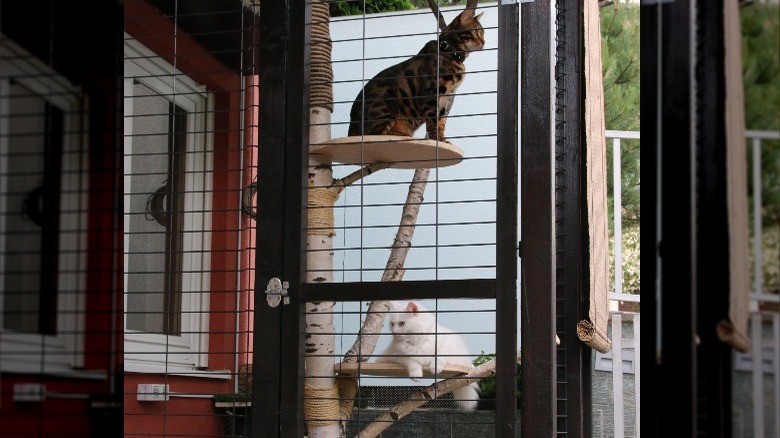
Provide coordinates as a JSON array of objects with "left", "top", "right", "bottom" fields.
[{"left": 305, "top": 1, "right": 340, "bottom": 436}]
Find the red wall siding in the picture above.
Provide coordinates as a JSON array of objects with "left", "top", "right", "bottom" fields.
[
  {"left": 0, "top": 378, "right": 110, "bottom": 437},
  {"left": 124, "top": 374, "right": 232, "bottom": 438},
  {"left": 123, "top": 1, "right": 247, "bottom": 436}
]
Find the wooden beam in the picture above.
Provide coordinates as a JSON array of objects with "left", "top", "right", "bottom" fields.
[
  {"left": 497, "top": 1, "right": 520, "bottom": 436},
  {"left": 520, "top": 0, "right": 556, "bottom": 435}
]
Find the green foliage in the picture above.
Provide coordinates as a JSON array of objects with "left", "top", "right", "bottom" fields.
[
  {"left": 602, "top": 3, "right": 640, "bottom": 232},
  {"left": 472, "top": 351, "right": 521, "bottom": 407},
  {"left": 601, "top": 3, "right": 641, "bottom": 296},
  {"left": 741, "top": 5, "right": 780, "bottom": 131},
  {"left": 609, "top": 224, "right": 640, "bottom": 294},
  {"left": 743, "top": 4, "right": 780, "bottom": 225},
  {"left": 601, "top": 3, "right": 640, "bottom": 132},
  {"left": 742, "top": 4, "right": 779, "bottom": 295},
  {"left": 330, "top": 0, "right": 415, "bottom": 17},
  {"left": 330, "top": 0, "right": 490, "bottom": 17}
]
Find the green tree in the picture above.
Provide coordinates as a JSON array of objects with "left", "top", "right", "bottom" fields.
[
  {"left": 330, "top": 0, "right": 415, "bottom": 16},
  {"left": 742, "top": 3, "right": 779, "bottom": 294},
  {"left": 601, "top": 3, "right": 640, "bottom": 294}
]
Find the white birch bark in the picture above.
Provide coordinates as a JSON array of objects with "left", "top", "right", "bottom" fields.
[{"left": 305, "top": 111, "right": 341, "bottom": 438}]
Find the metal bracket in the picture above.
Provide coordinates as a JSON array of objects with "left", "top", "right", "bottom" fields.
[{"left": 265, "top": 277, "right": 289, "bottom": 308}]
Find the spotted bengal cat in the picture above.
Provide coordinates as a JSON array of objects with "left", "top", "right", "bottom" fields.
[{"left": 348, "top": 2, "right": 484, "bottom": 142}]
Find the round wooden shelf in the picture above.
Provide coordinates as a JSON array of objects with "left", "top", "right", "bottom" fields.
[
  {"left": 334, "top": 362, "right": 472, "bottom": 378},
  {"left": 310, "top": 135, "right": 464, "bottom": 169}
]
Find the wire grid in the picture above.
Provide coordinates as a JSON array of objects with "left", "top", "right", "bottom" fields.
[
  {"left": 123, "top": 1, "right": 257, "bottom": 437},
  {"left": 303, "top": 2, "right": 505, "bottom": 435},
  {"left": 0, "top": 1, "right": 121, "bottom": 436}
]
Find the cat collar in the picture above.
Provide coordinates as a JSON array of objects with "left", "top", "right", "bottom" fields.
[{"left": 439, "top": 39, "right": 465, "bottom": 63}]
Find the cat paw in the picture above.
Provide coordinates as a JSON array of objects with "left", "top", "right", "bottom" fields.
[
  {"left": 428, "top": 359, "right": 445, "bottom": 376},
  {"left": 435, "top": 359, "right": 446, "bottom": 375},
  {"left": 408, "top": 368, "right": 423, "bottom": 382}
]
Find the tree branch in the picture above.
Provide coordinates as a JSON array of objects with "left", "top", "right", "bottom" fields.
[
  {"left": 333, "top": 162, "right": 391, "bottom": 194},
  {"left": 355, "top": 351, "right": 521, "bottom": 438},
  {"left": 338, "top": 168, "right": 430, "bottom": 422}
]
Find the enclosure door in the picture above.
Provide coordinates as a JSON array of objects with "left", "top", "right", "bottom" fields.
[{"left": 252, "top": 2, "right": 522, "bottom": 437}]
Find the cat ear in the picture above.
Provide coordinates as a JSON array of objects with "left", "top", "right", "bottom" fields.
[
  {"left": 474, "top": 11, "right": 484, "bottom": 22},
  {"left": 406, "top": 302, "right": 419, "bottom": 314}
]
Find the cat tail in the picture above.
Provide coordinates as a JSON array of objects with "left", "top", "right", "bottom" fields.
[{"left": 452, "top": 382, "right": 480, "bottom": 410}]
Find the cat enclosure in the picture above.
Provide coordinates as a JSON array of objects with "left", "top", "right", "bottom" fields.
[{"left": 122, "top": 0, "right": 611, "bottom": 437}]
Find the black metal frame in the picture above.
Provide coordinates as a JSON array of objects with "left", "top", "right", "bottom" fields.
[
  {"left": 642, "top": 1, "right": 698, "bottom": 435},
  {"left": 694, "top": 0, "right": 734, "bottom": 434},
  {"left": 554, "top": 0, "right": 591, "bottom": 436}
]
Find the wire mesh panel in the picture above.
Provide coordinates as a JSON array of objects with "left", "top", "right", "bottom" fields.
[
  {"left": 123, "top": 1, "right": 258, "bottom": 436},
  {"left": 0, "top": 1, "right": 121, "bottom": 436},
  {"left": 297, "top": 2, "right": 517, "bottom": 436},
  {"left": 324, "top": 5, "right": 498, "bottom": 283}
]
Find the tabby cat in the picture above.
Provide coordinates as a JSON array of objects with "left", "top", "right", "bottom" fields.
[{"left": 348, "top": 3, "right": 485, "bottom": 142}]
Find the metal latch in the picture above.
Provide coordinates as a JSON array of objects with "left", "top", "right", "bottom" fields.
[{"left": 265, "top": 277, "right": 289, "bottom": 307}]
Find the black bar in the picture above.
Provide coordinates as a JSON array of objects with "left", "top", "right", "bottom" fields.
[
  {"left": 301, "top": 279, "right": 496, "bottom": 302},
  {"left": 496, "top": 2, "right": 520, "bottom": 437},
  {"left": 520, "top": 0, "right": 557, "bottom": 435},
  {"left": 646, "top": 0, "right": 697, "bottom": 435},
  {"left": 555, "top": 0, "right": 589, "bottom": 435},
  {"left": 253, "top": 0, "right": 290, "bottom": 435},
  {"left": 280, "top": 0, "right": 310, "bottom": 434},
  {"left": 639, "top": 3, "right": 658, "bottom": 437},
  {"left": 694, "top": 0, "right": 732, "bottom": 434}
]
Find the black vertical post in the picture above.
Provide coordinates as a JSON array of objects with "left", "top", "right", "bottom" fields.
[
  {"left": 497, "top": 1, "right": 519, "bottom": 436},
  {"left": 694, "top": 0, "right": 733, "bottom": 434},
  {"left": 643, "top": 1, "right": 698, "bottom": 435},
  {"left": 280, "top": 0, "right": 309, "bottom": 434},
  {"left": 639, "top": 3, "right": 658, "bottom": 435},
  {"left": 521, "top": 0, "right": 557, "bottom": 436},
  {"left": 253, "top": 0, "right": 287, "bottom": 433},
  {"left": 554, "top": 0, "right": 589, "bottom": 436},
  {"left": 253, "top": 0, "right": 309, "bottom": 436}
]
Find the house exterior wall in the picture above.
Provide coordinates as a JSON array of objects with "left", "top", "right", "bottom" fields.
[
  {"left": 123, "top": 1, "right": 252, "bottom": 436},
  {"left": 0, "top": 2, "right": 122, "bottom": 437}
]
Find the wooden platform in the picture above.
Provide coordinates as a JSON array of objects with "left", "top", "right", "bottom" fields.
[
  {"left": 334, "top": 362, "right": 472, "bottom": 378},
  {"left": 310, "top": 135, "right": 464, "bottom": 169}
]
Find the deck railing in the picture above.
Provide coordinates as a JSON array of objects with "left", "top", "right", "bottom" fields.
[
  {"left": 743, "top": 129, "right": 780, "bottom": 438},
  {"left": 603, "top": 130, "right": 640, "bottom": 438},
  {"left": 602, "top": 130, "right": 780, "bottom": 437}
]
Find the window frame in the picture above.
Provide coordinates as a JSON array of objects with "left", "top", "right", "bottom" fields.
[
  {"left": 0, "top": 35, "right": 89, "bottom": 374},
  {"left": 123, "top": 35, "right": 213, "bottom": 373}
]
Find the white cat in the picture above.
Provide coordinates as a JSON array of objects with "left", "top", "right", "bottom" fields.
[{"left": 376, "top": 301, "right": 480, "bottom": 410}]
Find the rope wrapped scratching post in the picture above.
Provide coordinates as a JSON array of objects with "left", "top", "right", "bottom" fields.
[
  {"left": 308, "top": 187, "right": 339, "bottom": 236},
  {"left": 304, "top": 384, "right": 342, "bottom": 426},
  {"left": 310, "top": 3, "right": 333, "bottom": 112}
]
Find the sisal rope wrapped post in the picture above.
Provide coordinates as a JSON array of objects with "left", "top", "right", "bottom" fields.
[
  {"left": 304, "top": 384, "right": 342, "bottom": 426},
  {"left": 308, "top": 186, "right": 339, "bottom": 236},
  {"left": 310, "top": 4, "right": 333, "bottom": 113}
]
